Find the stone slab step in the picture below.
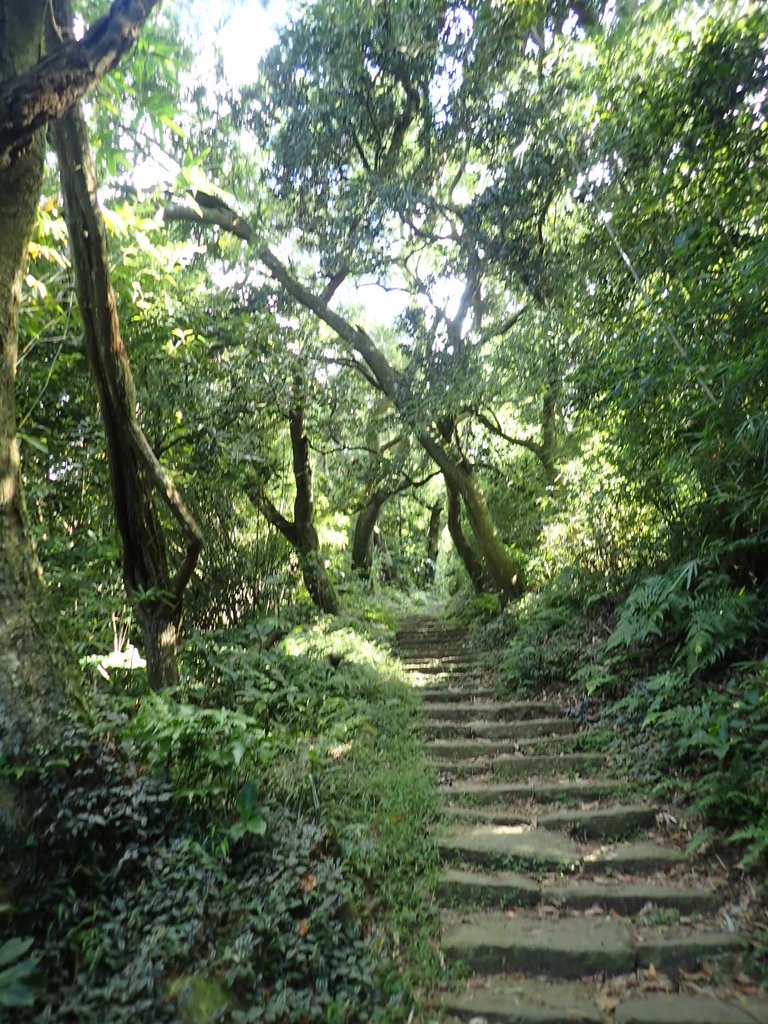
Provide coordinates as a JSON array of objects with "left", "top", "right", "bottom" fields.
[
  {"left": 539, "top": 805, "right": 657, "bottom": 839},
  {"left": 581, "top": 839, "right": 686, "bottom": 875},
  {"left": 417, "top": 689, "right": 497, "bottom": 703},
  {"left": 447, "top": 779, "right": 622, "bottom": 805},
  {"left": 435, "top": 761, "right": 494, "bottom": 779},
  {"left": 441, "top": 911, "right": 742, "bottom": 978},
  {"left": 403, "top": 650, "right": 483, "bottom": 661},
  {"left": 432, "top": 753, "right": 610, "bottom": 780},
  {"left": 440, "top": 977, "right": 604, "bottom": 1024},
  {"left": 419, "top": 700, "right": 563, "bottom": 720},
  {"left": 404, "top": 661, "right": 480, "bottom": 674},
  {"left": 410, "top": 670, "right": 490, "bottom": 683},
  {"left": 439, "top": 867, "right": 540, "bottom": 908},
  {"left": 442, "top": 911, "right": 634, "bottom": 977},
  {"left": 447, "top": 806, "right": 532, "bottom": 826},
  {"left": 541, "top": 880, "right": 722, "bottom": 915},
  {"left": 441, "top": 869, "right": 721, "bottom": 915},
  {"left": 424, "top": 718, "right": 574, "bottom": 740},
  {"left": 440, "top": 982, "right": 768, "bottom": 1024},
  {"left": 439, "top": 826, "right": 577, "bottom": 871},
  {"left": 615, "top": 993, "right": 768, "bottom": 1024},
  {"left": 634, "top": 927, "right": 742, "bottom": 971},
  {"left": 445, "top": 804, "right": 655, "bottom": 839},
  {"left": 439, "top": 825, "right": 685, "bottom": 873},
  {"left": 493, "top": 753, "right": 608, "bottom": 778},
  {"left": 428, "top": 733, "right": 574, "bottom": 759}
]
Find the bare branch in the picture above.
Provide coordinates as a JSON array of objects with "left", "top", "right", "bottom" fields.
[
  {"left": 476, "top": 411, "right": 544, "bottom": 457},
  {"left": 477, "top": 305, "right": 529, "bottom": 347}
]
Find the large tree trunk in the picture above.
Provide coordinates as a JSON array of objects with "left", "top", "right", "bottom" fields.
[
  {"left": 0, "top": 0, "right": 65, "bottom": 872},
  {"left": 420, "top": 500, "right": 442, "bottom": 585},
  {"left": 351, "top": 490, "right": 388, "bottom": 575},
  {"left": 51, "top": 41, "right": 203, "bottom": 689},
  {"left": 444, "top": 476, "right": 486, "bottom": 593},
  {"left": 0, "top": 0, "right": 165, "bottom": 872}
]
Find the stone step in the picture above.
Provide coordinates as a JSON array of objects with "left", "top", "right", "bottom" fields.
[
  {"left": 447, "top": 806, "right": 532, "bottom": 826},
  {"left": 428, "top": 733, "right": 575, "bottom": 759},
  {"left": 439, "top": 867, "right": 541, "bottom": 908},
  {"left": 634, "top": 926, "right": 742, "bottom": 971},
  {"left": 614, "top": 994, "right": 768, "bottom": 1024},
  {"left": 418, "top": 689, "right": 497, "bottom": 703},
  {"left": 432, "top": 752, "right": 608, "bottom": 780},
  {"left": 440, "top": 977, "right": 605, "bottom": 1024},
  {"left": 538, "top": 804, "right": 657, "bottom": 839},
  {"left": 440, "top": 981, "right": 768, "bottom": 1024},
  {"left": 439, "top": 868, "right": 721, "bottom": 915},
  {"left": 396, "top": 623, "right": 463, "bottom": 634},
  {"left": 404, "top": 661, "right": 481, "bottom": 675},
  {"left": 403, "top": 651, "right": 483, "bottom": 662},
  {"left": 438, "top": 825, "right": 685, "bottom": 873},
  {"left": 540, "top": 879, "right": 722, "bottom": 914},
  {"left": 441, "top": 911, "right": 741, "bottom": 978},
  {"left": 423, "top": 718, "right": 574, "bottom": 740},
  {"left": 410, "top": 669, "right": 490, "bottom": 683},
  {"left": 446, "top": 804, "right": 655, "bottom": 839},
  {"left": 442, "top": 911, "right": 635, "bottom": 977},
  {"left": 493, "top": 752, "right": 608, "bottom": 778},
  {"left": 447, "top": 779, "right": 622, "bottom": 805},
  {"left": 419, "top": 700, "right": 563, "bottom": 720},
  {"left": 435, "top": 761, "right": 494, "bottom": 779}
]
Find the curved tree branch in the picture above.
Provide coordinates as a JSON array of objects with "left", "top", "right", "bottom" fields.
[{"left": 0, "top": 0, "right": 162, "bottom": 169}]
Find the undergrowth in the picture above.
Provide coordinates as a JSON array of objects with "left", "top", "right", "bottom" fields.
[
  {"left": 5, "top": 602, "right": 441, "bottom": 1023},
  {"left": 491, "top": 561, "right": 768, "bottom": 879}
]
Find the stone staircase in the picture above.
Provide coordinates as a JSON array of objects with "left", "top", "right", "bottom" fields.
[{"left": 396, "top": 614, "right": 768, "bottom": 1024}]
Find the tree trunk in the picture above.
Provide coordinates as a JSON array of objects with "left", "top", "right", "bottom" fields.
[
  {"left": 298, "top": 546, "right": 339, "bottom": 614},
  {"left": 444, "top": 476, "right": 486, "bottom": 593},
  {"left": 249, "top": 383, "right": 339, "bottom": 614},
  {"left": 288, "top": 390, "right": 339, "bottom": 613},
  {"left": 0, "top": 0, "right": 65, "bottom": 869},
  {"left": 0, "top": 0, "right": 165, "bottom": 868},
  {"left": 540, "top": 347, "right": 559, "bottom": 489},
  {"left": 424, "top": 500, "right": 442, "bottom": 581},
  {"left": 420, "top": 500, "right": 442, "bottom": 585},
  {"left": 462, "top": 469, "right": 524, "bottom": 597},
  {"left": 51, "top": 48, "right": 203, "bottom": 689},
  {"left": 351, "top": 490, "right": 388, "bottom": 575}
]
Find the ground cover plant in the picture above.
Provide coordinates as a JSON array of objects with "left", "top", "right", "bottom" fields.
[{"left": 5, "top": 605, "right": 442, "bottom": 1023}]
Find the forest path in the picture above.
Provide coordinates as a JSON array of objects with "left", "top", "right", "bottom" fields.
[{"left": 395, "top": 614, "right": 768, "bottom": 1024}]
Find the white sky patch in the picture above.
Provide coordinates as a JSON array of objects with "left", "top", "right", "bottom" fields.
[{"left": 218, "top": 1, "right": 287, "bottom": 87}]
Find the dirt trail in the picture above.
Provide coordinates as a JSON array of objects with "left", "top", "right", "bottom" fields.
[{"left": 396, "top": 614, "right": 768, "bottom": 1024}]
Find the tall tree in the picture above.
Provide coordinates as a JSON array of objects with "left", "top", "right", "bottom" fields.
[
  {"left": 50, "top": 1, "right": 204, "bottom": 688},
  {"left": 0, "top": 0, "right": 161, "bottom": 859}
]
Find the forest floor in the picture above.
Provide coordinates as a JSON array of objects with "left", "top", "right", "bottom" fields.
[{"left": 396, "top": 612, "right": 768, "bottom": 1024}]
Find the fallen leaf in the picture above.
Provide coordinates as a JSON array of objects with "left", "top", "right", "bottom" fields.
[
  {"left": 297, "top": 918, "right": 309, "bottom": 938},
  {"left": 299, "top": 873, "right": 318, "bottom": 894}
]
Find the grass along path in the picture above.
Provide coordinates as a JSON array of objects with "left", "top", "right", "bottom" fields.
[{"left": 396, "top": 613, "right": 768, "bottom": 1024}]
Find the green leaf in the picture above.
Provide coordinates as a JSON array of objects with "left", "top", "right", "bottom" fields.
[{"left": 0, "top": 938, "right": 33, "bottom": 969}]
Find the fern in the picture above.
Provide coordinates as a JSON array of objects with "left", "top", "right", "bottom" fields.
[
  {"left": 682, "top": 588, "right": 758, "bottom": 677},
  {"left": 731, "top": 815, "right": 768, "bottom": 868},
  {"left": 606, "top": 568, "right": 693, "bottom": 650}
]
